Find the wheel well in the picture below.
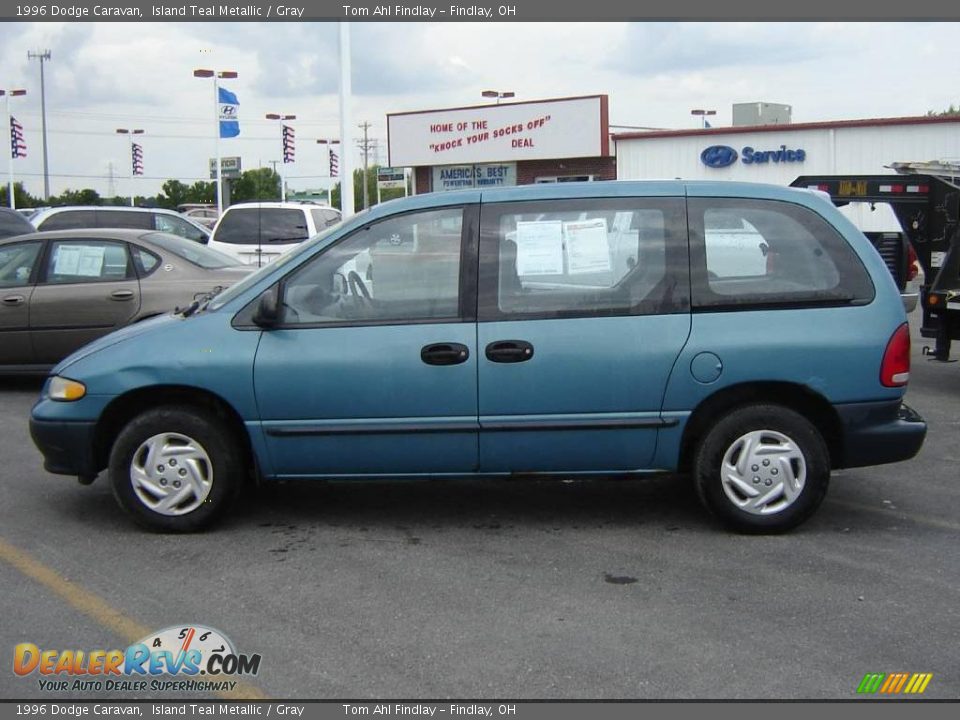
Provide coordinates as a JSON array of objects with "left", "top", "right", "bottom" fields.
[
  {"left": 677, "top": 382, "right": 843, "bottom": 472},
  {"left": 92, "top": 386, "right": 256, "bottom": 481}
]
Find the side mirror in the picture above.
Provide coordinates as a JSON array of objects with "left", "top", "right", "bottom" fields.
[{"left": 252, "top": 285, "right": 281, "bottom": 328}]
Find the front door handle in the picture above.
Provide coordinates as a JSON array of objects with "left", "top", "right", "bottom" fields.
[
  {"left": 421, "top": 342, "right": 470, "bottom": 366},
  {"left": 110, "top": 289, "right": 135, "bottom": 301},
  {"left": 485, "top": 340, "right": 534, "bottom": 363},
  {"left": 2, "top": 294, "right": 25, "bottom": 307}
]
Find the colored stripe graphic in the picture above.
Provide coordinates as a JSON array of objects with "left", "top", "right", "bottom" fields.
[{"left": 858, "top": 672, "right": 932, "bottom": 694}]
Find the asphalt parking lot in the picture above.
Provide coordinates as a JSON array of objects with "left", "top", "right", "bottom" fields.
[{"left": 1, "top": 316, "right": 957, "bottom": 701}]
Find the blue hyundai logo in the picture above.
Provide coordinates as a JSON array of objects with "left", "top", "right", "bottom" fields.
[{"left": 701, "top": 145, "right": 738, "bottom": 168}]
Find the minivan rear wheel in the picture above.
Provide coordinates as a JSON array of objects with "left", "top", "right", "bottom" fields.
[
  {"left": 108, "top": 406, "right": 240, "bottom": 532},
  {"left": 693, "top": 404, "right": 830, "bottom": 533}
]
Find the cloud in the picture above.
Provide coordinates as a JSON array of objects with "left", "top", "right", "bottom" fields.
[{"left": 607, "top": 23, "right": 846, "bottom": 76}]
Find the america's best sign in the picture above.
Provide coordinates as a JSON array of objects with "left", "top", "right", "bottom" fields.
[{"left": 388, "top": 95, "right": 609, "bottom": 167}]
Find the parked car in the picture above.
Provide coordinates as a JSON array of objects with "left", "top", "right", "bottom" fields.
[
  {"left": 1, "top": 229, "right": 250, "bottom": 373},
  {"left": 30, "top": 181, "right": 925, "bottom": 533},
  {"left": 180, "top": 206, "right": 219, "bottom": 230},
  {"left": 207, "top": 202, "right": 341, "bottom": 266},
  {"left": 31, "top": 206, "right": 211, "bottom": 245},
  {"left": 0, "top": 207, "right": 35, "bottom": 240}
]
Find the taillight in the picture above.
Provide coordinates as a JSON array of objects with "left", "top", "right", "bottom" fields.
[
  {"left": 906, "top": 244, "right": 919, "bottom": 282},
  {"left": 880, "top": 323, "right": 911, "bottom": 387}
]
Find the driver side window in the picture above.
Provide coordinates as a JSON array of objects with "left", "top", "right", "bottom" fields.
[{"left": 280, "top": 207, "right": 464, "bottom": 325}]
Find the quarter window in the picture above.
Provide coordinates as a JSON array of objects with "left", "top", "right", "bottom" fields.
[
  {"left": 690, "top": 198, "right": 874, "bottom": 308},
  {"left": 279, "top": 207, "right": 464, "bottom": 325},
  {"left": 479, "top": 198, "right": 688, "bottom": 319}
]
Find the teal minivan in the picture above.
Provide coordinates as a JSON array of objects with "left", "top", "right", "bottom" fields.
[{"left": 29, "top": 181, "right": 926, "bottom": 533}]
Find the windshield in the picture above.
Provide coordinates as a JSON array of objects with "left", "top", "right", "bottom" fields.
[
  {"left": 142, "top": 232, "right": 240, "bottom": 269},
  {"left": 214, "top": 207, "right": 310, "bottom": 245},
  {"left": 206, "top": 216, "right": 356, "bottom": 311}
]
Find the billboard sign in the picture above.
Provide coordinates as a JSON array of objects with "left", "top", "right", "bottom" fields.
[
  {"left": 388, "top": 95, "right": 608, "bottom": 167},
  {"left": 209, "top": 156, "right": 242, "bottom": 179}
]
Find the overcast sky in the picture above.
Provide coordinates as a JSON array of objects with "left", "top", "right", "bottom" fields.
[{"left": 0, "top": 21, "right": 956, "bottom": 199}]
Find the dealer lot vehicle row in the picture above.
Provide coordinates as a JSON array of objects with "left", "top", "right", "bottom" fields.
[{"left": 28, "top": 181, "right": 925, "bottom": 533}]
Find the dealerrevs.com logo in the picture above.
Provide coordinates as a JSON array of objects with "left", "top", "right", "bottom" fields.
[
  {"left": 857, "top": 672, "right": 933, "bottom": 695},
  {"left": 13, "top": 624, "right": 261, "bottom": 693}
]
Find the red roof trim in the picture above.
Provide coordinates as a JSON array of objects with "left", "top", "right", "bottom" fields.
[{"left": 612, "top": 114, "right": 960, "bottom": 141}]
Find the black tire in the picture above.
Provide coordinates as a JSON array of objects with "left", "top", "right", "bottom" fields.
[
  {"left": 693, "top": 404, "right": 830, "bottom": 533},
  {"left": 108, "top": 405, "right": 241, "bottom": 532}
]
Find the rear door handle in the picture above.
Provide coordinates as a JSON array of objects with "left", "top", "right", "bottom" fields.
[
  {"left": 485, "top": 340, "right": 534, "bottom": 363},
  {"left": 421, "top": 342, "right": 470, "bottom": 366},
  {"left": 2, "top": 294, "right": 25, "bottom": 307},
  {"left": 110, "top": 289, "right": 135, "bottom": 301}
]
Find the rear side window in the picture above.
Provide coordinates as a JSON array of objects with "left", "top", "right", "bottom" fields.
[
  {"left": 37, "top": 210, "right": 96, "bottom": 231},
  {"left": 45, "top": 240, "right": 133, "bottom": 284},
  {"left": 214, "top": 208, "right": 309, "bottom": 245},
  {"left": 479, "top": 197, "right": 689, "bottom": 319},
  {"left": 96, "top": 210, "right": 153, "bottom": 230},
  {"left": 689, "top": 198, "right": 874, "bottom": 309}
]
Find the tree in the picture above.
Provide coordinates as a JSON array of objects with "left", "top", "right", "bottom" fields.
[
  {"left": 329, "top": 165, "right": 406, "bottom": 213},
  {"left": 926, "top": 104, "right": 960, "bottom": 117},
  {"left": 187, "top": 181, "right": 215, "bottom": 204},
  {"left": 48, "top": 188, "right": 101, "bottom": 206},
  {"left": 156, "top": 179, "right": 190, "bottom": 209},
  {"left": 231, "top": 168, "right": 281, "bottom": 203},
  {"left": 0, "top": 182, "right": 42, "bottom": 209}
]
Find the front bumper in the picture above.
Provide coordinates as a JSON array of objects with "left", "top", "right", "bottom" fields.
[
  {"left": 29, "top": 417, "right": 98, "bottom": 477},
  {"left": 837, "top": 401, "right": 926, "bottom": 469}
]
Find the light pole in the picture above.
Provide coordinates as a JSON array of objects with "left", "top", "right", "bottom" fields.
[
  {"left": 482, "top": 90, "right": 515, "bottom": 105},
  {"left": 691, "top": 108, "right": 716, "bottom": 129},
  {"left": 265, "top": 113, "right": 295, "bottom": 202},
  {"left": 115, "top": 129, "right": 144, "bottom": 207},
  {"left": 27, "top": 50, "right": 51, "bottom": 200},
  {"left": 1, "top": 89, "right": 27, "bottom": 209},
  {"left": 194, "top": 68, "right": 238, "bottom": 216},
  {"left": 317, "top": 138, "right": 340, "bottom": 207}
]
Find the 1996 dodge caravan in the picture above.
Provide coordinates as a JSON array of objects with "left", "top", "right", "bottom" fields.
[{"left": 30, "top": 182, "right": 926, "bottom": 533}]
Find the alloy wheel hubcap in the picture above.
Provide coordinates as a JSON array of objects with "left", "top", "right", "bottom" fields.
[
  {"left": 720, "top": 429, "right": 806, "bottom": 515},
  {"left": 129, "top": 432, "right": 213, "bottom": 516}
]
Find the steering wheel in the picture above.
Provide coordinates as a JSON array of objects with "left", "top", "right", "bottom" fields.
[{"left": 347, "top": 270, "right": 372, "bottom": 304}]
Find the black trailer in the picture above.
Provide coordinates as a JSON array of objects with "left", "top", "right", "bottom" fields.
[{"left": 791, "top": 174, "right": 960, "bottom": 362}]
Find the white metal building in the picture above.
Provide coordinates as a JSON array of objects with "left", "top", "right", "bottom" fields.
[{"left": 614, "top": 115, "right": 960, "bottom": 231}]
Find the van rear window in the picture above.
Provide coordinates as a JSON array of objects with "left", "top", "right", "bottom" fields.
[{"left": 214, "top": 208, "right": 309, "bottom": 245}]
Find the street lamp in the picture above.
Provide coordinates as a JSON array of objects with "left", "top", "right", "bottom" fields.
[
  {"left": 27, "top": 50, "right": 51, "bottom": 200},
  {"left": 691, "top": 108, "right": 717, "bottom": 129},
  {"left": 194, "top": 68, "right": 238, "bottom": 215},
  {"left": 317, "top": 139, "right": 340, "bottom": 207},
  {"left": 265, "top": 113, "right": 296, "bottom": 202},
  {"left": 1, "top": 89, "right": 27, "bottom": 209},
  {"left": 482, "top": 90, "right": 515, "bottom": 104},
  {"left": 115, "top": 128, "right": 144, "bottom": 207}
]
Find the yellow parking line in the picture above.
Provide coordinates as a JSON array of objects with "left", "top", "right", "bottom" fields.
[
  {"left": 826, "top": 499, "right": 960, "bottom": 533},
  {"left": 0, "top": 537, "right": 267, "bottom": 700}
]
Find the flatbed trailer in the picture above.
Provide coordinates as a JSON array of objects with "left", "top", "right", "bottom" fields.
[{"left": 791, "top": 174, "right": 960, "bottom": 361}]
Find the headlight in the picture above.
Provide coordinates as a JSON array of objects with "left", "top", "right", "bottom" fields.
[{"left": 48, "top": 376, "right": 87, "bottom": 402}]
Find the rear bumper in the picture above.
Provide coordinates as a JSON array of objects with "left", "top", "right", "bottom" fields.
[
  {"left": 837, "top": 401, "right": 926, "bottom": 469},
  {"left": 29, "top": 418, "right": 98, "bottom": 477}
]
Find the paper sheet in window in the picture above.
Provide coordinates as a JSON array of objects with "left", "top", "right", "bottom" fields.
[
  {"left": 565, "top": 219, "right": 611, "bottom": 275},
  {"left": 52, "top": 246, "right": 82, "bottom": 276},
  {"left": 514, "top": 220, "right": 564, "bottom": 276},
  {"left": 76, "top": 246, "right": 106, "bottom": 277}
]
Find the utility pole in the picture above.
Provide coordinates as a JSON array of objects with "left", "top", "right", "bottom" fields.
[
  {"left": 357, "top": 121, "right": 376, "bottom": 210},
  {"left": 107, "top": 161, "right": 116, "bottom": 199},
  {"left": 27, "top": 50, "right": 52, "bottom": 200}
]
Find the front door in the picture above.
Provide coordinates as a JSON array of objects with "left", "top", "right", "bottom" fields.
[
  {"left": 253, "top": 204, "right": 480, "bottom": 478},
  {"left": 476, "top": 196, "right": 691, "bottom": 473},
  {"left": 30, "top": 238, "right": 142, "bottom": 364},
  {"left": 0, "top": 240, "right": 43, "bottom": 367}
]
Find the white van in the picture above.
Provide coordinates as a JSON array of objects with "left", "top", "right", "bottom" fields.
[{"left": 207, "top": 202, "right": 342, "bottom": 266}]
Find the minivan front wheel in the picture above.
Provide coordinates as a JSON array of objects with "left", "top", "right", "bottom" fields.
[
  {"left": 109, "top": 406, "right": 240, "bottom": 532},
  {"left": 693, "top": 404, "right": 830, "bottom": 533}
]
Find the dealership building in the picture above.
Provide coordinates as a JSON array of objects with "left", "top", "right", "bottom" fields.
[
  {"left": 613, "top": 114, "right": 960, "bottom": 231},
  {"left": 386, "top": 95, "right": 616, "bottom": 194}
]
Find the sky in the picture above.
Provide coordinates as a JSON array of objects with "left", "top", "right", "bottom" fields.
[{"left": 0, "top": 21, "right": 957, "bottom": 200}]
